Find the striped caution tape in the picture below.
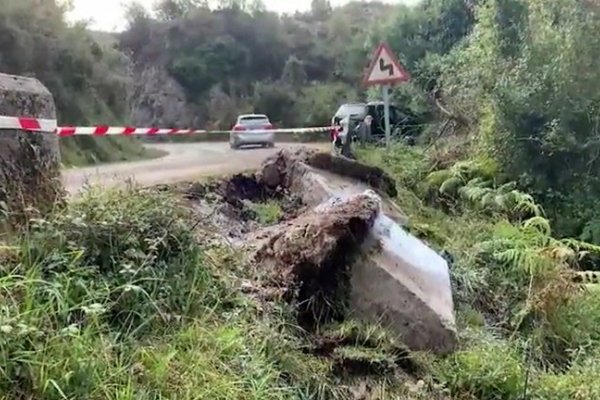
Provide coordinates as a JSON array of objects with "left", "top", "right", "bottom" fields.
[
  {"left": 0, "top": 115, "right": 58, "bottom": 132},
  {"left": 0, "top": 114, "right": 334, "bottom": 136},
  {"left": 55, "top": 126, "right": 333, "bottom": 136}
]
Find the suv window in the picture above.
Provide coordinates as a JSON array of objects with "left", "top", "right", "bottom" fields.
[
  {"left": 335, "top": 104, "right": 367, "bottom": 119},
  {"left": 390, "top": 107, "right": 404, "bottom": 124}
]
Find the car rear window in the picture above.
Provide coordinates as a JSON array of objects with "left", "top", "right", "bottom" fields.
[{"left": 239, "top": 116, "right": 269, "bottom": 123}]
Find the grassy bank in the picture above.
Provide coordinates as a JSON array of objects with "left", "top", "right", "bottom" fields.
[
  {"left": 60, "top": 137, "right": 166, "bottom": 167},
  {"left": 358, "top": 144, "right": 600, "bottom": 399},
  {"left": 0, "top": 184, "right": 435, "bottom": 399},
  {"left": 4, "top": 143, "right": 599, "bottom": 399}
]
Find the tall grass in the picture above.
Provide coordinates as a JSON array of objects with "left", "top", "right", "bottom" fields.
[
  {"left": 358, "top": 143, "right": 600, "bottom": 399},
  {"left": 0, "top": 183, "right": 425, "bottom": 399}
]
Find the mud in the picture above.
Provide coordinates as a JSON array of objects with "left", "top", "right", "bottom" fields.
[
  {"left": 305, "top": 152, "right": 398, "bottom": 198},
  {"left": 254, "top": 191, "right": 380, "bottom": 327},
  {"left": 257, "top": 148, "right": 398, "bottom": 199},
  {"left": 177, "top": 173, "right": 304, "bottom": 240},
  {"left": 173, "top": 147, "right": 455, "bottom": 357}
]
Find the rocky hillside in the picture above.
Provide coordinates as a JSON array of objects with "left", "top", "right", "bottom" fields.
[{"left": 0, "top": 0, "right": 156, "bottom": 166}]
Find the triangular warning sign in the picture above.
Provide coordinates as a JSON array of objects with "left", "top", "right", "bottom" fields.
[{"left": 363, "top": 42, "right": 411, "bottom": 86}]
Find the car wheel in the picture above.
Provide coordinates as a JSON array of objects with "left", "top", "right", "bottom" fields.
[{"left": 230, "top": 142, "right": 238, "bottom": 149}]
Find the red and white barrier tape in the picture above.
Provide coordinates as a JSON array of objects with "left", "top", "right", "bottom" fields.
[
  {"left": 56, "top": 126, "right": 333, "bottom": 136},
  {"left": 0, "top": 115, "right": 57, "bottom": 132},
  {"left": 56, "top": 127, "right": 207, "bottom": 136},
  {"left": 0, "top": 115, "right": 333, "bottom": 136}
]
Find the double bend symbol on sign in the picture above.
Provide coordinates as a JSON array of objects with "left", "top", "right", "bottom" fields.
[
  {"left": 363, "top": 42, "right": 411, "bottom": 86},
  {"left": 379, "top": 58, "right": 394, "bottom": 77}
]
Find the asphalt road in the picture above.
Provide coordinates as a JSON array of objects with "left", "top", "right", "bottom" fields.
[{"left": 62, "top": 142, "right": 328, "bottom": 194}]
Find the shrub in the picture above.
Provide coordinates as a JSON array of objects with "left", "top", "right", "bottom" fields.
[
  {"left": 532, "top": 349, "right": 600, "bottom": 399},
  {"left": 434, "top": 337, "right": 525, "bottom": 399},
  {"left": 17, "top": 185, "right": 217, "bottom": 335}
]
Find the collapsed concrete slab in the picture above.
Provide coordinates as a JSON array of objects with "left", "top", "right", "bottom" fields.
[
  {"left": 256, "top": 150, "right": 457, "bottom": 354},
  {"left": 318, "top": 193, "right": 457, "bottom": 354}
]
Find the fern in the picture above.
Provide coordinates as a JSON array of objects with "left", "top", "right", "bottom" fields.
[
  {"left": 439, "top": 176, "right": 465, "bottom": 195},
  {"left": 561, "top": 238, "right": 600, "bottom": 256},
  {"left": 426, "top": 169, "right": 453, "bottom": 189},
  {"left": 513, "top": 192, "right": 543, "bottom": 217},
  {"left": 458, "top": 184, "right": 490, "bottom": 203},
  {"left": 495, "top": 247, "right": 547, "bottom": 274},
  {"left": 427, "top": 159, "right": 543, "bottom": 220},
  {"left": 523, "top": 216, "right": 552, "bottom": 237}
]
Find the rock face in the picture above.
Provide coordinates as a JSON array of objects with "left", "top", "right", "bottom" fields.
[
  {"left": 256, "top": 149, "right": 457, "bottom": 354},
  {"left": 129, "top": 66, "right": 199, "bottom": 128},
  {"left": 0, "top": 73, "right": 63, "bottom": 225}
]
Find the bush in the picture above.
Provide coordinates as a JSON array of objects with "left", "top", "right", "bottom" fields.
[
  {"left": 529, "top": 288, "right": 600, "bottom": 368},
  {"left": 0, "top": 185, "right": 230, "bottom": 398},
  {"left": 434, "top": 336, "right": 525, "bottom": 399},
  {"left": 533, "top": 350, "right": 600, "bottom": 399},
  {"left": 17, "top": 185, "right": 218, "bottom": 335}
]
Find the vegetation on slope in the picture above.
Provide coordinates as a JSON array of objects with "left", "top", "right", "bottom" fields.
[
  {"left": 0, "top": 0, "right": 156, "bottom": 166},
  {"left": 0, "top": 185, "right": 437, "bottom": 399},
  {"left": 359, "top": 143, "right": 600, "bottom": 399},
  {"left": 120, "top": 0, "right": 402, "bottom": 129}
]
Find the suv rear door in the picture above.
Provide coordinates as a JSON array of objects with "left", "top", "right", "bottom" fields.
[{"left": 333, "top": 104, "right": 367, "bottom": 123}]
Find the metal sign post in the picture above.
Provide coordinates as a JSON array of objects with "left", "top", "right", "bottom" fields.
[
  {"left": 363, "top": 42, "right": 411, "bottom": 149},
  {"left": 382, "top": 84, "right": 391, "bottom": 148}
]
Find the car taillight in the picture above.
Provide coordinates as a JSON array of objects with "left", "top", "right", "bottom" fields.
[
  {"left": 264, "top": 123, "right": 273, "bottom": 130},
  {"left": 233, "top": 125, "right": 246, "bottom": 131}
]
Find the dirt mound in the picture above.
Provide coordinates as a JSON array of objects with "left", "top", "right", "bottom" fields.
[
  {"left": 254, "top": 191, "right": 381, "bottom": 326},
  {"left": 257, "top": 149, "right": 398, "bottom": 199},
  {"left": 305, "top": 153, "right": 398, "bottom": 198},
  {"left": 177, "top": 172, "right": 305, "bottom": 240},
  {"left": 222, "top": 174, "right": 270, "bottom": 205}
]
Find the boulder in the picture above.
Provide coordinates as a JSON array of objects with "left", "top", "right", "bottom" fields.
[{"left": 0, "top": 73, "right": 63, "bottom": 225}]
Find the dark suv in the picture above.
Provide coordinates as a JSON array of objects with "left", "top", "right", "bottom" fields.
[{"left": 331, "top": 101, "right": 416, "bottom": 143}]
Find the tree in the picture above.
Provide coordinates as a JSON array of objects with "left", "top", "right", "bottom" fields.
[
  {"left": 311, "top": 0, "right": 332, "bottom": 19},
  {"left": 281, "top": 56, "right": 307, "bottom": 87},
  {"left": 155, "top": 0, "right": 208, "bottom": 20}
]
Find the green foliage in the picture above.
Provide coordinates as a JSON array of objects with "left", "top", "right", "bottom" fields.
[
  {"left": 434, "top": 337, "right": 525, "bottom": 399},
  {"left": 383, "top": 0, "right": 475, "bottom": 75},
  {"left": 20, "top": 185, "right": 207, "bottom": 335},
  {"left": 0, "top": 0, "right": 152, "bottom": 166},
  {"left": 532, "top": 348, "right": 600, "bottom": 399},
  {"left": 360, "top": 139, "right": 600, "bottom": 396},
  {"left": 121, "top": 1, "right": 396, "bottom": 130},
  {"left": 252, "top": 82, "right": 297, "bottom": 126},
  {"left": 440, "top": 0, "right": 600, "bottom": 238},
  {"left": 281, "top": 55, "right": 308, "bottom": 87},
  {"left": 248, "top": 200, "right": 283, "bottom": 225}
]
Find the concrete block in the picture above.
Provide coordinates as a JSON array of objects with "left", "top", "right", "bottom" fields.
[
  {"left": 259, "top": 149, "right": 457, "bottom": 354},
  {"left": 0, "top": 73, "right": 63, "bottom": 224}
]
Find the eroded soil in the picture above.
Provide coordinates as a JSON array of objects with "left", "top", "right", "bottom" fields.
[{"left": 165, "top": 149, "right": 435, "bottom": 396}]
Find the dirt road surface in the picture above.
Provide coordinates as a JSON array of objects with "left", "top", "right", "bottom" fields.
[{"left": 63, "top": 142, "right": 328, "bottom": 194}]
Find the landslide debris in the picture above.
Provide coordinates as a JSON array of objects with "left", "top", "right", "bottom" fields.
[
  {"left": 161, "top": 147, "right": 454, "bottom": 398},
  {"left": 176, "top": 172, "right": 303, "bottom": 239},
  {"left": 254, "top": 191, "right": 381, "bottom": 327},
  {"left": 257, "top": 147, "right": 398, "bottom": 198}
]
